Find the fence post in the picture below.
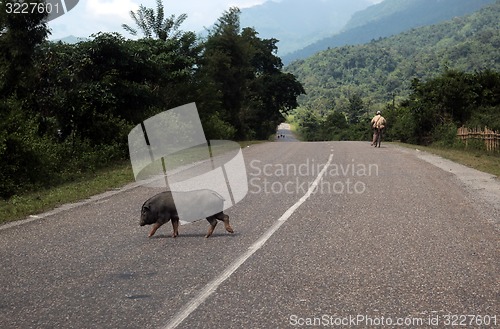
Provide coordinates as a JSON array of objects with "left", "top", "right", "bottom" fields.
[{"left": 456, "top": 126, "right": 499, "bottom": 152}]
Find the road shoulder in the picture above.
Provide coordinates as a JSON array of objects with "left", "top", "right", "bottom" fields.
[{"left": 391, "top": 144, "right": 500, "bottom": 228}]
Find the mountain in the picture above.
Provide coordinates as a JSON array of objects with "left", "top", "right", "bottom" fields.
[
  {"left": 52, "top": 35, "right": 86, "bottom": 44},
  {"left": 285, "top": 1, "right": 500, "bottom": 112},
  {"left": 240, "top": 0, "right": 374, "bottom": 56},
  {"left": 282, "top": 0, "right": 496, "bottom": 64},
  {"left": 343, "top": 0, "right": 494, "bottom": 31}
]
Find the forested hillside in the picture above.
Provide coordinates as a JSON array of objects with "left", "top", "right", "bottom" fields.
[
  {"left": 287, "top": 1, "right": 500, "bottom": 113},
  {"left": 344, "top": 0, "right": 495, "bottom": 31},
  {"left": 286, "top": 1, "right": 500, "bottom": 143},
  {"left": 0, "top": 3, "right": 304, "bottom": 199},
  {"left": 240, "top": 0, "right": 373, "bottom": 56},
  {"left": 283, "top": 0, "right": 496, "bottom": 64}
]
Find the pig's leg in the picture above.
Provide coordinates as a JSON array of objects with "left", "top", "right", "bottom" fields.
[
  {"left": 216, "top": 212, "right": 233, "bottom": 234},
  {"left": 171, "top": 218, "right": 179, "bottom": 238},
  {"left": 205, "top": 216, "right": 218, "bottom": 238},
  {"left": 148, "top": 222, "right": 163, "bottom": 237}
]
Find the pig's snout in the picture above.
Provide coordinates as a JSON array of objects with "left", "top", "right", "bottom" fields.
[{"left": 139, "top": 215, "right": 148, "bottom": 226}]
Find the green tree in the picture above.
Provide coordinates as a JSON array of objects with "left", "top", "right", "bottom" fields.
[
  {"left": 320, "top": 111, "right": 349, "bottom": 140},
  {"left": 122, "top": 0, "right": 188, "bottom": 41},
  {"left": 243, "top": 28, "right": 304, "bottom": 139},
  {"left": 394, "top": 69, "right": 500, "bottom": 145},
  {"left": 0, "top": 0, "right": 49, "bottom": 95},
  {"left": 31, "top": 32, "right": 202, "bottom": 146},
  {"left": 200, "top": 7, "right": 305, "bottom": 139},
  {"left": 0, "top": 1, "right": 51, "bottom": 198},
  {"left": 295, "top": 108, "right": 321, "bottom": 141},
  {"left": 201, "top": 7, "right": 247, "bottom": 138},
  {"left": 347, "top": 93, "right": 365, "bottom": 124}
]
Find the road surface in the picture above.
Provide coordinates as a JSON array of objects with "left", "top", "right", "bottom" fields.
[
  {"left": 1, "top": 138, "right": 499, "bottom": 328},
  {"left": 276, "top": 123, "right": 298, "bottom": 142}
]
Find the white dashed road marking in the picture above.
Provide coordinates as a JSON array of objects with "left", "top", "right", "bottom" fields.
[{"left": 162, "top": 153, "right": 334, "bottom": 329}]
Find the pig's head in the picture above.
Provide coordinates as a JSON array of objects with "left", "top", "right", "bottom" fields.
[{"left": 140, "top": 203, "right": 155, "bottom": 226}]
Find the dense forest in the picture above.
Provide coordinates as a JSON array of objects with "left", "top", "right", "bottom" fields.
[
  {"left": 0, "top": 1, "right": 304, "bottom": 199},
  {"left": 291, "top": 69, "right": 500, "bottom": 144},
  {"left": 2, "top": 0, "right": 499, "bottom": 200},
  {"left": 282, "top": 0, "right": 496, "bottom": 64},
  {"left": 287, "top": 1, "right": 500, "bottom": 143}
]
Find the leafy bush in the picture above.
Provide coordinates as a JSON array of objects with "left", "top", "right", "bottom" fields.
[
  {"left": 432, "top": 122, "right": 459, "bottom": 148},
  {"left": 202, "top": 112, "right": 237, "bottom": 140},
  {"left": 0, "top": 7, "right": 306, "bottom": 200},
  {"left": 464, "top": 138, "right": 487, "bottom": 151}
]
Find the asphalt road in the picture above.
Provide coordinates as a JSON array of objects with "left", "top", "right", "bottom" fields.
[
  {"left": 1, "top": 139, "right": 499, "bottom": 329},
  {"left": 276, "top": 123, "right": 298, "bottom": 142}
]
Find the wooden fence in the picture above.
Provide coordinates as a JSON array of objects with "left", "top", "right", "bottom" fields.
[{"left": 457, "top": 126, "right": 500, "bottom": 152}]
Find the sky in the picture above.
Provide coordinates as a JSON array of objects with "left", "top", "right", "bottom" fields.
[{"left": 48, "top": 0, "right": 383, "bottom": 41}]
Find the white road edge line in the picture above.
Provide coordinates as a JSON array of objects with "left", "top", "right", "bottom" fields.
[{"left": 162, "top": 153, "right": 334, "bottom": 329}]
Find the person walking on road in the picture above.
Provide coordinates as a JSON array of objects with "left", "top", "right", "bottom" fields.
[{"left": 371, "top": 111, "right": 386, "bottom": 147}]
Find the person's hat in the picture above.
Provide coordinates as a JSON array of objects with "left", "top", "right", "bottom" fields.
[{"left": 376, "top": 111, "right": 381, "bottom": 115}]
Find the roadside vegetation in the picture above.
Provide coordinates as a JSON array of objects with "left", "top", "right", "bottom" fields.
[
  {"left": 394, "top": 143, "right": 500, "bottom": 178},
  {"left": 290, "top": 69, "right": 500, "bottom": 145},
  {"left": 0, "top": 162, "right": 133, "bottom": 225},
  {"left": 0, "top": 1, "right": 304, "bottom": 205},
  {"left": 1, "top": 0, "right": 499, "bottom": 224},
  {"left": 287, "top": 2, "right": 500, "bottom": 176},
  {"left": 288, "top": 2, "right": 500, "bottom": 157},
  {"left": 0, "top": 140, "right": 263, "bottom": 224}
]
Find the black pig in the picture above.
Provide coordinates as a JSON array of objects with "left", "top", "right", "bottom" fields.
[{"left": 140, "top": 190, "right": 234, "bottom": 238}]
